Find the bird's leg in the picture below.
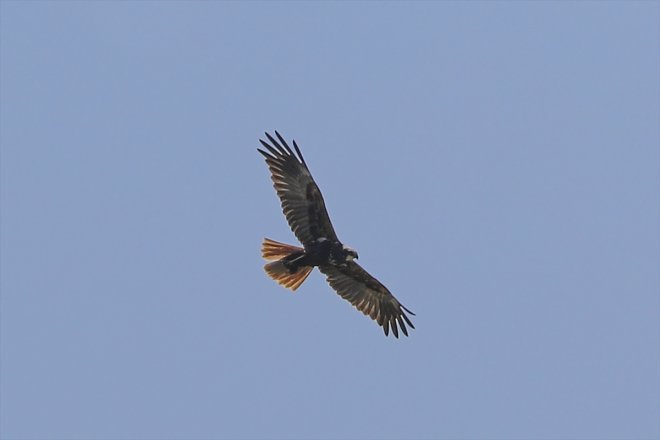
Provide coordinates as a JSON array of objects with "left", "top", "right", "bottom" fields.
[{"left": 283, "top": 252, "right": 308, "bottom": 273}]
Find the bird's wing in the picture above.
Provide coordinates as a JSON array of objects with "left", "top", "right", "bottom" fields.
[
  {"left": 319, "top": 262, "right": 415, "bottom": 338},
  {"left": 258, "top": 131, "right": 338, "bottom": 245}
]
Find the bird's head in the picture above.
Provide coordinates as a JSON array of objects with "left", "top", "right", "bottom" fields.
[{"left": 343, "top": 245, "right": 359, "bottom": 261}]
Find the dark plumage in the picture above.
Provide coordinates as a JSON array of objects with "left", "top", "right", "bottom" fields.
[{"left": 258, "top": 131, "right": 415, "bottom": 338}]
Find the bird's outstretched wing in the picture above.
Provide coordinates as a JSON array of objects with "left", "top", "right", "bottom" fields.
[
  {"left": 319, "top": 262, "right": 415, "bottom": 338},
  {"left": 257, "top": 131, "right": 338, "bottom": 246}
]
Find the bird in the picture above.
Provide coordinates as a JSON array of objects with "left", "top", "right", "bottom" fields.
[{"left": 257, "top": 131, "right": 415, "bottom": 338}]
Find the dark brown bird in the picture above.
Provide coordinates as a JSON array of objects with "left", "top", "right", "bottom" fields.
[{"left": 258, "top": 131, "right": 415, "bottom": 338}]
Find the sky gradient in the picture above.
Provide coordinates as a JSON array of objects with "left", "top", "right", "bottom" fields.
[{"left": 1, "top": 2, "right": 659, "bottom": 439}]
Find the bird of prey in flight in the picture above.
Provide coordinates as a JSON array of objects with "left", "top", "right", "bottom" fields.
[{"left": 258, "top": 131, "right": 415, "bottom": 338}]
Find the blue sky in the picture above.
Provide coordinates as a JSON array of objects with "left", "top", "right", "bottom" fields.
[{"left": 1, "top": 2, "right": 658, "bottom": 439}]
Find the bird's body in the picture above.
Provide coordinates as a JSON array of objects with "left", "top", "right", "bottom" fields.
[{"left": 258, "top": 131, "right": 414, "bottom": 338}]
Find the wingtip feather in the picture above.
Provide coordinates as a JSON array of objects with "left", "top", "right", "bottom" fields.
[
  {"left": 401, "top": 305, "right": 416, "bottom": 316},
  {"left": 274, "top": 131, "right": 295, "bottom": 156},
  {"left": 265, "top": 132, "right": 288, "bottom": 156},
  {"left": 292, "top": 139, "right": 307, "bottom": 167}
]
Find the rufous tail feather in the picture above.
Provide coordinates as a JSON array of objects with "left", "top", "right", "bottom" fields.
[{"left": 261, "top": 238, "right": 313, "bottom": 291}]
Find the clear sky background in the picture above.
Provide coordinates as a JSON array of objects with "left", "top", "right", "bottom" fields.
[{"left": 1, "top": 2, "right": 658, "bottom": 439}]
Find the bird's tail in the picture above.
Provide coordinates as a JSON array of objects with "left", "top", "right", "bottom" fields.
[{"left": 261, "top": 238, "right": 313, "bottom": 291}]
